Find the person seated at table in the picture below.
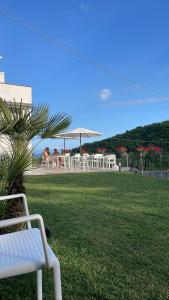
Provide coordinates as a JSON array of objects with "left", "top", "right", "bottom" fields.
[
  {"left": 53, "top": 148, "right": 59, "bottom": 157},
  {"left": 53, "top": 148, "right": 64, "bottom": 167},
  {"left": 52, "top": 148, "right": 59, "bottom": 167},
  {"left": 42, "top": 147, "right": 51, "bottom": 166},
  {"left": 43, "top": 147, "right": 50, "bottom": 159}
]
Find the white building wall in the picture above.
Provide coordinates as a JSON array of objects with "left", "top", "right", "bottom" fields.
[
  {"left": 0, "top": 72, "right": 5, "bottom": 83},
  {"left": 0, "top": 73, "right": 32, "bottom": 154},
  {"left": 0, "top": 83, "right": 32, "bottom": 104}
]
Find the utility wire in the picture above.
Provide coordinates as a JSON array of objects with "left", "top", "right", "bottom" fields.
[
  {"left": 102, "top": 137, "right": 169, "bottom": 144},
  {"left": 0, "top": 7, "right": 168, "bottom": 99}
]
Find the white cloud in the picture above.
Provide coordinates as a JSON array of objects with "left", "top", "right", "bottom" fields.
[
  {"left": 99, "top": 88, "right": 112, "bottom": 101},
  {"left": 103, "top": 96, "right": 169, "bottom": 107}
]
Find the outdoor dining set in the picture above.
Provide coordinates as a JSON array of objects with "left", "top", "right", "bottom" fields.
[
  {"left": 41, "top": 127, "right": 119, "bottom": 171},
  {"left": 41, "top": 153, "right": 119, "bottom": 171}
]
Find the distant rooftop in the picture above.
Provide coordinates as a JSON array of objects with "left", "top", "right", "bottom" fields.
[
  {"left": 0, "top": 71, "right": 31, "bottom": 87},
  {"left": 0, "top": 72, "right": 32, "bottom": 104},
  {"left": 0, "top": 72, "right": 5, "bottom": 83}
]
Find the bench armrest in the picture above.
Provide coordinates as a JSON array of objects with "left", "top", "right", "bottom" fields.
[
  {"left": 0, "top": 214, "right": 50, "bottom": 268},
  {"left": 0, "top": 194, "right": 31, "bottom": 228}
]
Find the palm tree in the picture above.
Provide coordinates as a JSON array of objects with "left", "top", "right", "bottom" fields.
[{"left": 0, "top": 98, "right": 72, "bottom": 220}]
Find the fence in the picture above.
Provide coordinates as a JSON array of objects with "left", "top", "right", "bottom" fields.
[
  {"left": 143, "top": 170, "right": 169, "bottom": 179},
  {"left": 130, "top": 168, "right": 169, "bottom": 179}
]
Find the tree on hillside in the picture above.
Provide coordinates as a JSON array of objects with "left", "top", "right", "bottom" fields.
[
  {"left": 115, "top": 146, "right": 129, "bottom": 168},
  {"left": 81, "top": 121, "right": 169, "bottom": 153},
  {"left": 0, "top": 98, "right": 72, "bottom": 220}
]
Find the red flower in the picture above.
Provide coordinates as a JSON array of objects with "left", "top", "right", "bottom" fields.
[
  {"left": 136, "top": 146, "right": 145, "bottom": 152},
  {"left": 154, "top": 147, "right": 161, "bottom": 152},
  {"left": 115, "top": 146, "right": 127, "bottom": 153},
  {"left": 147, "top": 144, "right": 155, "bottom": 151},
  {"left": 146, "top": 145, "right": 161, "bottom": 152}
]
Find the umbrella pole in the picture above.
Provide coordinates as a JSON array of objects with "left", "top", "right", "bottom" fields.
[
  {"left": 80, "top": 133, "right": 81, "bottom": 153},
  {"left": 64, "top": 138, "right": 65, "bottom": 150}
]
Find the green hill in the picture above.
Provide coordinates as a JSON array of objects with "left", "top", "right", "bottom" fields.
[{"left": 73, "top": 121, "right": 169, "bottom": 153}]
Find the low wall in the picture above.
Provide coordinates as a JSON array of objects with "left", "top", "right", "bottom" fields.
[{"left": 130, "top": 168, "right": 169, "bottom": 179}]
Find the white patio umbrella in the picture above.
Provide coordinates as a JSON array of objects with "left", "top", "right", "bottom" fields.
[
  {"left": 51, "top": 134, "right": 78, "bottom": 150},
  {"left": 59, "top": 128, "right": 102, "bottom": 151}
]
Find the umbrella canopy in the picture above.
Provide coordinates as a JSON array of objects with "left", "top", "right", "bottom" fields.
[{"left": 59, "top": 128, "right": 102, "bottom": 150}]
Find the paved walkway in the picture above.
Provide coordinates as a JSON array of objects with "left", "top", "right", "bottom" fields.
[{"left": 26, "top": 166, "right": 118, "bottom": 176}]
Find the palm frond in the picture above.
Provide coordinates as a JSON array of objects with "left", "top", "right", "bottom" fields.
[
  {"left": 0, "top": 98, "right": 15, "bottom": 135},
  {"left": 41, "top": 113, "right": 72, "bottom": 138},
  {"left": 0, "top": 147, "right": 32, "bottom": 195},
  {"left": 0, "top": 99, "right": 72, "bottom": 197},
  {"left": 26, "top": 104, "right": 49, "bottom": 139},
  {"left": 0, "top": 100, "right": 72, "bottom": 141}
]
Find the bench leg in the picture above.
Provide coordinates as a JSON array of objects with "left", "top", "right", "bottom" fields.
[
  {"left": 37, "top": 270, "right": 43, "bottom": 300},
  {"left": 53, "top": 259, "right": 62, "bottom": 300}
]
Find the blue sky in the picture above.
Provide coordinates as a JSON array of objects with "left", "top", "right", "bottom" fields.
[{"left": 0, "top": 0, "right": 169, "bottom": 151}]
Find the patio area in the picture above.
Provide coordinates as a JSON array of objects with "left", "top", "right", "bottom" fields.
[
  {"left": 28, "top": 153, "right": 119, "bottom": 175},
  {"left": 26, "top": 165, "right": 116, "bottom": 176}
]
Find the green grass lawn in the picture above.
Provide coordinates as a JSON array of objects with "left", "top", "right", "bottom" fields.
[{"left": 1, "top": 172, "right": 169, "bottom": 300}]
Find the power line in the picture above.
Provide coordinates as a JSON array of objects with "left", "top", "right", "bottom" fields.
[
  {"left": 84, "top": 136, "right": 169, "bottom": 146},
  {"left": 0, "top": 6, "right": 168, "bottom": 99},
  {"left": 105, "top": 137, "right": 169, "bottom": 144}
]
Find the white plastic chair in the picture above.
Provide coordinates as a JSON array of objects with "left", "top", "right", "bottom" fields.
[
  {"left": 41, "top": 155, "right": 53, "bottom": 168},
  {"left": 64, "top": 154, "right": 71, "bottom": 170},
  {"left": 93, "top": 154, "right": 103, "bottom": 168},
  {"left": 72, "top": 154, "right": 81, "bottom": 169},
  {"left": 105, "top": 154, "right": 117, "bottom": 170},
  {"left": 0, "top": 194, "right": 62, "bottom": 300},
  {"left": 41, "top": 155, "right": 49, "bottom": 167},
  {"left": 80, "top": 155, "right": 90, "bottom": 170}
]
